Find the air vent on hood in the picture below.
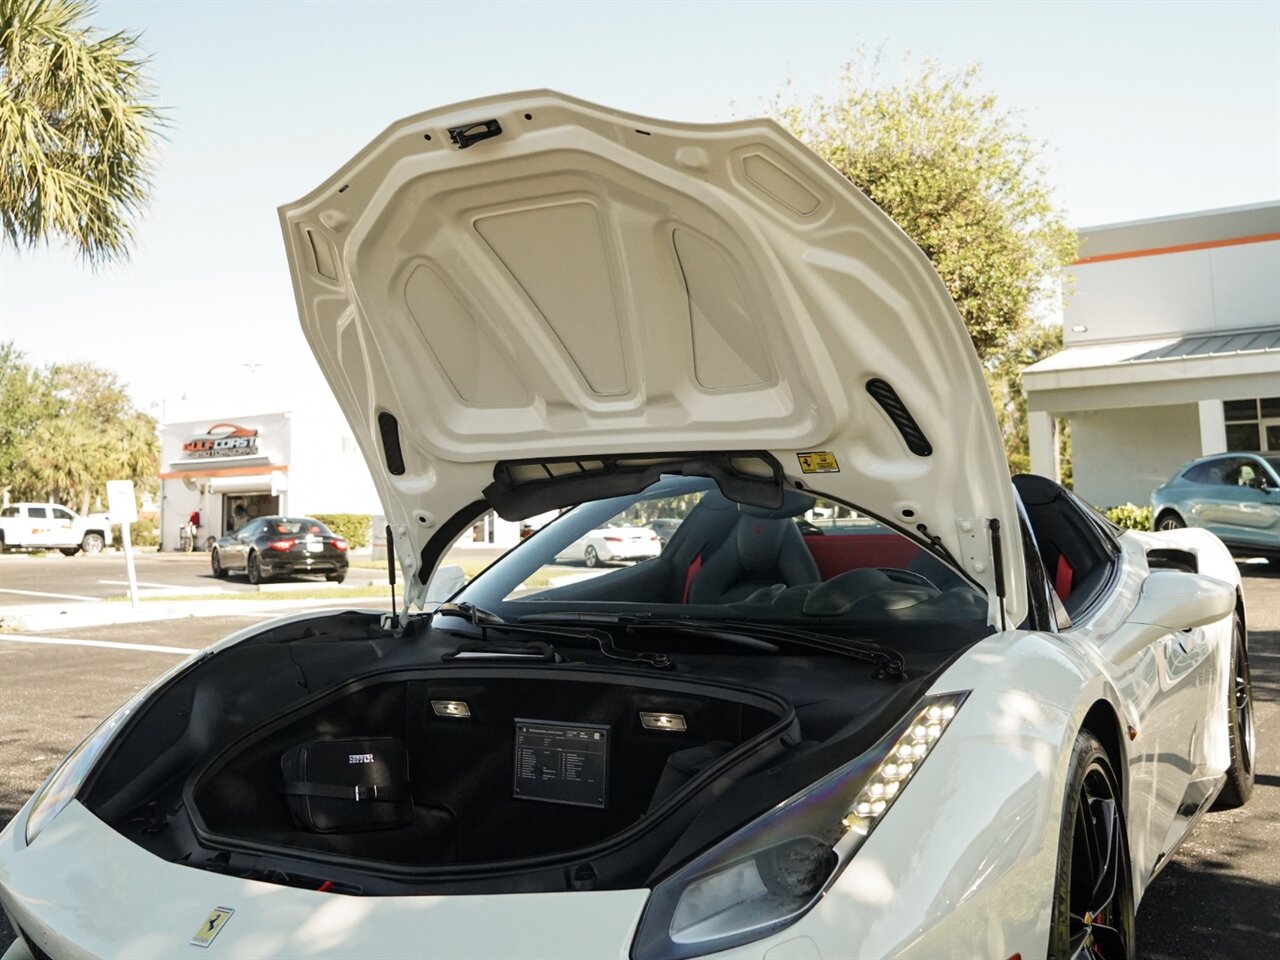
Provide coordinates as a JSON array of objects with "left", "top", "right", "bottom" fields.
[
  {"left": 378, "top": 411, "right": 407, "bottom": 475},
  {"left": 866, "top": 379, "right": 933, "bottom": 457}
]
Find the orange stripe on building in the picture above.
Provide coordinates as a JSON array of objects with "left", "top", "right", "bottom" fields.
[
  {"left": 158, "top": 465, "right": 288, "bottom": 480},
  {"left": 1074, "top": 232, "right": 1280, "bottom": 265}
]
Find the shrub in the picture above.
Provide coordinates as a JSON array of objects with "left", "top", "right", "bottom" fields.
[
  {"left": 314, "top": 513, "right": 371, "bottom": 548},
  {"left": 1104, "top": 503, "right": 1153, "bottom": 531},
  {"left": 129, "top": 515, "right": 159, "bottom": 546}
]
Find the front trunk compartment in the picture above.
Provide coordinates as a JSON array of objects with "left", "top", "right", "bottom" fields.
[
  {"left": 188, "top": 671, "right": 791, "bottom": 868},
  {"left": 79, "top": 609, "right": 960, "bottom": 895}
]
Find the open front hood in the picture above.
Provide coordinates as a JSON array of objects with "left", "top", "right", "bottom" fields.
[{"left": 280, "top": 91, "right": 1025, "bottom": 624}]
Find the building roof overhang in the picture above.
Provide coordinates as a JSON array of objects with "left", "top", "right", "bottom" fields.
[{"left": 1023, "top": 326, "right": 1280, "bottom": 414}]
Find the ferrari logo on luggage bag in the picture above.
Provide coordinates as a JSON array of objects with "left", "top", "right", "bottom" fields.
[{"left": 190, "top": 906, "right": 234, "bottom": 947}]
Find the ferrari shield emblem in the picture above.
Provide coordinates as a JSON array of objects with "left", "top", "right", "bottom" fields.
[{"left": 190, "top": 906, "right": 234, "bottom": 947}]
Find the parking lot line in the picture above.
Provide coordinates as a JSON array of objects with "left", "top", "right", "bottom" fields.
[
  {"left": 0, "top": 588, "right": 102, "bottom": 602},
  {"left": 97, "top": 579, "right": 190, "bottom": 589},
  {"left": 0, "top": 635, "right": 194, "bottom": 656}
]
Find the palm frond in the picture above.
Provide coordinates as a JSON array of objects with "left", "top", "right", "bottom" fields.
[{"left": 0, "top": 0, "right": 165, "bottom": 265}]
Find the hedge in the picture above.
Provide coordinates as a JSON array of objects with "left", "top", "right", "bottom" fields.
[
  {"left": 1103, "top": 503, "right": 1153, "bottom": 531},
  {"left": 313, "top": 513, "right": 372, "bottom": 549}
]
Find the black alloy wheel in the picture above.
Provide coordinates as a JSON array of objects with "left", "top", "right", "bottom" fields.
[
  {"left": 1215, "top": 617, "right": 1255, "bottom": 808},
  {"left": 1155, "top": 512, "right": 1185, "bottom": 531},
  {"left": 210, "top": 549, "right": 228, "bottom": 580},
  {"left": 1049, "top": 731, "right": 1134, "bottom": 960},
  {"left": 246, "top": 551, "right": 264, "bottom": 585},
  {"left": 584, "top": 545, "right": 600, "bottom": 568}
]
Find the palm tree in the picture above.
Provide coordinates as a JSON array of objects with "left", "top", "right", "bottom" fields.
[{"left": 0, "top": 0, "right": 163, "bottom": 264}]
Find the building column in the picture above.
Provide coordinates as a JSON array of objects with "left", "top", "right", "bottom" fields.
[
  {"left": 1029, "top": 410, "right": 1060, "bottom": 481},
  {"left": 1198, "top": 399, "right": 1227, "bottom": 455}
]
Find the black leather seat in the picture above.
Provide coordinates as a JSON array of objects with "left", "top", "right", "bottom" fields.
[{"left": 686, "top": 498, "right": 820, "bottom": 604}]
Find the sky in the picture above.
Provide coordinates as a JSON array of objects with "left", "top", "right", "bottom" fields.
[{"left": 2, "top": 0, "right": 1278, "bottom": 420}]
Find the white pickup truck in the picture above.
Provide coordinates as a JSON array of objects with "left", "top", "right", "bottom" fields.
[{"left": 0, "top": 503, "right": 114, "bottom": 555}]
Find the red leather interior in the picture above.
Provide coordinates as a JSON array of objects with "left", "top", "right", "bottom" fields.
[{"left": 802, "top": 534, "right": 921, "bottom": 580}]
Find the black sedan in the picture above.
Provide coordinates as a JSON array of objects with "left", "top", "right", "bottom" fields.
[{"left": 210, "top": 516, "right": 349, "bottom": 584}]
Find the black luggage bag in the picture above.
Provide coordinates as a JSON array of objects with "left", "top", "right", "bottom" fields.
[{"left": 280, "top": 737, "right": 414, "bottom": 833}]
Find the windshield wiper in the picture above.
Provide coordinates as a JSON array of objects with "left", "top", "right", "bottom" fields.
[
  {"left": 433, "top": 602, "right": 673, "bottom": 670},
  {"left": 519, "top": 611, "right": 911, "bottom": 680},
  {"left": 518, "top": 612, "right": 907, "bottom": 678}
]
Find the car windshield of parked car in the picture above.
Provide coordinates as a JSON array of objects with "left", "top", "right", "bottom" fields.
[
  {"left": 268, "top": 518, "right": 332, "bottom": 536},
  {"left": 455, "top": 475, "right": 989, "bottom": 630}
]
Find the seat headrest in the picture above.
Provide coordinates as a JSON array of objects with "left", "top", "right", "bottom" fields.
[{"left": 738, "top": 489, "right": 812, "bottom": 520}]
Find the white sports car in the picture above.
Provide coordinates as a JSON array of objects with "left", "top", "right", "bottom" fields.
[
  {"left": 0, "top": 92, "right": 1254, "bottom": 960},
  {"left": 556, "top": 525, "right": 664, "bottom": 566}
]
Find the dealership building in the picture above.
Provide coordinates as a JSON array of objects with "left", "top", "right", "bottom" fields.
[
  {"left": 158, "top": 406, "right": 383, "bottom": 552},
  {"left": 1024, "top": 201, "right": 1280, "bottom": 507},
  {"left": 158, "top": 397, "right": 530, "bottom": 552}
]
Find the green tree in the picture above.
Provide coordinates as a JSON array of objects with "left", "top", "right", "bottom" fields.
[
  {"left": 0, "top": 0, "right": 163, "bottom": 264},
  {"left": 772, "top": 56, "right": 1077, "bottom": 469},
  {"left": 0, "top": 343, "right": 157, "bottom": 511},
  {"left": 0, "top": 340, "right": 52, "bottom": 485}
]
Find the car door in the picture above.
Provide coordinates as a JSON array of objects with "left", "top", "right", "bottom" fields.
[
  {"left": 49, "top": 506, "right": 77, "bottom": 547},
  {"left": 24, "top": 506, "right": 54, "bottom": 546},
  {"left": 1215, "top": 456, "right": 1280, "bottom": 550},
  {"left": 1189, "top": 456, "right": 1249, "bottom": 537},
  {"left": 227, "top": 519, "right": 263, "bottom": 569},
  {"left": 1015, "top": 476, "right": 1216, "bottom": 875}
]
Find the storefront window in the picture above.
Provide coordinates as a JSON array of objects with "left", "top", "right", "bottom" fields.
[{"left": 1224, "top": 397, "right": 1280, "bottom": 452}]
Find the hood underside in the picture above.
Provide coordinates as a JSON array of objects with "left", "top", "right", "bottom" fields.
[{"left": 279, "top": 90, "right": 1025, "bottom": 624}]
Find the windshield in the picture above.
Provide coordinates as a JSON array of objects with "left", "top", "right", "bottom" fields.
[
  {"left": 455, "top": 476, "right": 988, "bottom": 630},
  {"left": 268, "top": 518, "right": 333, "bottom": 536}
]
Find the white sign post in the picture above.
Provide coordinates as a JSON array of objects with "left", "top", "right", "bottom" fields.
[{"left": 106, "top": 480, "right": 140, "bottom": 610}]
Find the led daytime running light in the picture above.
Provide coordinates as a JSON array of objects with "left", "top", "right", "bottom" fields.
[{"left": 840, "top": 696, "right": 963, "bottom": 841}]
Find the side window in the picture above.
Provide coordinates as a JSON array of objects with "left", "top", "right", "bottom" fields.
[
  {"left": 52, "top": 507, "right": 74, "bottom": 521},
  {"left": 1203, "top": 457, "right": 1250, "bottom": 486},
  {"left": 1183, "top": 462, "right": 1218, "bottom": 484},
  {"left": 240, "top": 519, "right": 264, "bottom": 538},
  {"left": 0, "top": 507, "right": 16, "bottom": 518},
  {"left": 27, "top": 506, "right": 48, "bottom": 519},
  {"left": 1012, "top": 475, "right": 1117, "bottom": 621}
]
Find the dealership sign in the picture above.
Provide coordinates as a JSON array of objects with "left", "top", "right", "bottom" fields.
[{"left": 181, "top": 423, "right": 261, "bottom": 460}]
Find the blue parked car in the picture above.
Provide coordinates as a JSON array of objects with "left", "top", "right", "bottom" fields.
[{"left": 1151, "top": 452, "right": 1280, "bottom": 566}]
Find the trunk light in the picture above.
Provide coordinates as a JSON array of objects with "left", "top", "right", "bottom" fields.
[
  {"left": 268, "top": 539, "right": 295, "bottom": 551},
  {"left": 332, "top": 538, "right": 348, "bottom": 551},
  {"left": 641, "top": 712, "right": 688, "bottom": 732},
  {"left": 431, "top": 700, "right": 471, "bottom": 718}
]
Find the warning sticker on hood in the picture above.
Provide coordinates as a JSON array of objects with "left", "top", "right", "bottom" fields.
[{"left": 797, "top": 451, "right": 840, "bottom": 473}]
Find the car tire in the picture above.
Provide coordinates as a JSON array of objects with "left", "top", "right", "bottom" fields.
[
  {"left": 584, "top": 545, "right": 600, "bottom": 568},
  {"left": 1214, "top": 617, "right": 1255, "bottom": 809},
  {"left": 1048, "top": 729, "right": 1134, "bottom": 960},
  {"left": 211, "top": 549, "right": 229, "bottom": 580},
  {"left": 326, "top": 572, "right": 346, "bottom": 584},
  {"left": 247, "top": 551, "right": 264, "bottom": 585},
  {"left": 60, "top": 547, "right": 80, "bottom": 557},
  {"left": 1154, "top": 511, "right": 1185, "bottom": 532},
  {"left": 81, "top": 532, "right": 105, "bottom": 554}
]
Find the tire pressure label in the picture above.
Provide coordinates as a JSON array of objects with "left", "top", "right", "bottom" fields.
[{"left": 514, "top": 719, "right": 609, "bottom": 808}]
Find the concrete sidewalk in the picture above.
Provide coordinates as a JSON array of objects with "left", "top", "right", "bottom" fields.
[{"left": 0, "top": 589, "right": 395, "bottom": 632}]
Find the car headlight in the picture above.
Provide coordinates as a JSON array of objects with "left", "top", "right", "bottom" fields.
[
  {"left": 632, "top": 691, "right": 968, "bottom": 960},
  {"left": 24, "top": 703, "right": 132, "bottom": 846}
]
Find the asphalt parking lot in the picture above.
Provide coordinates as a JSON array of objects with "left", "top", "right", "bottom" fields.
[{"left": 0, "top": 565, "right": 1276, "bottom": 956}]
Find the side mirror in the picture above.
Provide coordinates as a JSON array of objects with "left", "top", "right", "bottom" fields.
[
  {"left": 425, "top": 564, "right": 466, "bottom": 604},
  {"left": 1102, "top": 571, "right": 1235, "bottom": 664}
]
